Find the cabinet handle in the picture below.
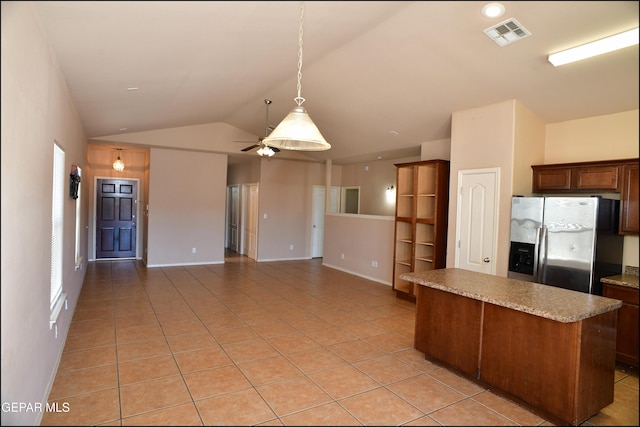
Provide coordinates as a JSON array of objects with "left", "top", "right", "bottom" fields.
[{"left": 483, "top": 257, "right": 490, "bottom": 263}]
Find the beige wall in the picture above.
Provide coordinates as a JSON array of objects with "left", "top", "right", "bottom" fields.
[
  {"left": 323, "top": 214, "right": 395, "bottom": 285},
  {"left": 147, "top": 148, "right": 227, "bottom": 266},
  {"left": 257, "top": 158, "right": 326, "bottom": 260},
  {"left": 545, "top": 110, "right": 639, "bottom": 163},
  {"left": 421, "top": 138, "right": 451, "bottom": 161},
  {"left": 513, "top": 102, "right": 545, "bottom": 196},
  {"left": 339, "top": 156, "right": 419, "bottom": 216},
  {"left": 1, "top": 3, "right": 88, "bottom": 425},
  {"left": 447, "top": 100, "right": 521, "bottom": 276}
]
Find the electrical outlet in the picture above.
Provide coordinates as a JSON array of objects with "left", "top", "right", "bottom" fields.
[
  {"left": 290, "top": 244, "right": 294, "bottom": 250},
  {"left": 341, "top": 253, "right": 345, "bottom": 259},
  {"left": 372, "top": 260, "right": 378, "bottom": 267},
  {"left": 192, "top": 248, "right": 196, "bottom": 254}
]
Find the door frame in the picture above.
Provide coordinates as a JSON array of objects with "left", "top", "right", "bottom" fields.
[
  {"left": 311, "top": 185, "right": 325, "bottom": 258},
  {"left": 454, "top": 167, "right": 500, "bottom": 275},
  {"left": 240, "top": 182, "right": 259, "bottom": 260},
  {"left": 225, "top": 184, "right": 240, "bottom": 252},
  {"left": 92, "top": 176, "right": 141, "bottom": 260}
]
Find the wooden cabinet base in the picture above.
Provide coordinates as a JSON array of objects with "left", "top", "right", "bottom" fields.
[
  {"left": 414, "top": 285, "right": 616, "bottom": 425},
  {"left": 602, "top": 283, "right": 639, "bottom": 367},
  {"left": 481, "top": 305, "right": 616, "bottom": 425}
]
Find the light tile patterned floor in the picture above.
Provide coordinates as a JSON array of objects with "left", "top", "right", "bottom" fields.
[{"left": 41, "top": 255, "right": 639, "bottom": 426}]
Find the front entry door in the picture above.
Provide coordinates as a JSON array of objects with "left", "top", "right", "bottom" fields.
[{"left": 96, "top": 179, "right": 137, "bottom": 258}]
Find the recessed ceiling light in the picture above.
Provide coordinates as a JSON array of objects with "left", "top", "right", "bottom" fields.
[
  {"left": 119, "top": 128, "right": 128, "bottom": 131},
  {"left": 390, "top": 130, "right": 399, "bottom": 136},
  {"left": 482, "top": 3, "right": 505, "bottom": 18},
  {"left": 127, "top": 87, "right": 139, "bottom": 91}
]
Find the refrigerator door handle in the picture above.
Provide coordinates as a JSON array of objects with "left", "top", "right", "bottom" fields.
[
  {"left": 533, "top": 226, "right": 541, "bottom": 282},
  {"left": 537, "top": 226, "right": 548, "bottom": 283}
]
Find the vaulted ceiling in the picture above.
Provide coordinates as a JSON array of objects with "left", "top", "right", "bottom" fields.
[{"left": 33, "top": 1, "right": 638, "bottom": 164}]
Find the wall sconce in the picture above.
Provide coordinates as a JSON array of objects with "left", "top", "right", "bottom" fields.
[
  {"left": 386, "top": 185, "right": 396, "bottom": 204},
  {"left": 113, "top": 149, "right": 125, "bottom": 172}
]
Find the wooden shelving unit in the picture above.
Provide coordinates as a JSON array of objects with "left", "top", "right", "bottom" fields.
[{"left": 392, "top": 160, "right": 450, "bottom": 301}]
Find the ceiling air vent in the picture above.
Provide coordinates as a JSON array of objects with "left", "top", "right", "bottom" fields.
[{"left": 483, "top": 18, "right": 531, "bottom": 46}]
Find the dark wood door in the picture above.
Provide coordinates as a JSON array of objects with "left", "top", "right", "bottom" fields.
[{"left": 96, "top": 179, "right": 137, "bottom": 258}]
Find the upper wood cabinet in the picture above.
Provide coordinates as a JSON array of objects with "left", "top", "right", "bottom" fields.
[
  {"left": 574, "top": 165, "right": 621, "bottom": 191},
  {"left": 620, "top": 163, "right": 639, "bottom": 234},
  {"left": 531, "top": 158, "right": 639, "bottom": 235},
  {"left": 532, "top": 166, "right": 572, "bottom": 191}
]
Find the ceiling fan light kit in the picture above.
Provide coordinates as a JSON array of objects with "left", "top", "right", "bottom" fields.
[
  {"left": 262, "top": 1, "right": 331, "bottom": 152},
  {"left": 256, "top": 145, "right": 276, "bottom": 157},
  {"left": 237, "top": 99, "right": 281, "bottom": 157}
]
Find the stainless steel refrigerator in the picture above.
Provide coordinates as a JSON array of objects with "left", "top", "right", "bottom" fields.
[{"left": 508, "top": 196, "right": 623, "bottom": 295}]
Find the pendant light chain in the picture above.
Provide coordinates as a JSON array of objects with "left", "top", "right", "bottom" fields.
[
  {"left": 260, "top": 0, "right": 330, "bottom": 151},
  {"left": 295, "top": 1, "right": 305, "bottom": 107}
]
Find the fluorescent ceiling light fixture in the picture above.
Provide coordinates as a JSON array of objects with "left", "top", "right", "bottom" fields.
[
  {"left": 481, "top": 3, "right": 505, "bottom": 18},
  {"left": 548, "top": 27, "right": 639, "bottom": 67}
]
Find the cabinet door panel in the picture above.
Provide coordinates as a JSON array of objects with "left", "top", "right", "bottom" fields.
[
  {"left": 603, "top": 284, "right": 639, "bottom": 367},
  {"left": 574, "top": 166, "right": 620, "bottom": 191},
  {"left": 532, "top": 167, "right": 572, "bottom": 192},
  {"left": 620, "top": 163, "right": 639, "bottom": 234}
]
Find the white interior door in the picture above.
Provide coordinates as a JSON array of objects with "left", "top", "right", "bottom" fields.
[
  {"left": 455, "top": 168, "right": 499, "bottom": 274},
  {"left": 244, "top": 183, "right": 258, "bottom": 260},
  {"left": 311, "top": 186, "right": 325, "bottom": 258}
]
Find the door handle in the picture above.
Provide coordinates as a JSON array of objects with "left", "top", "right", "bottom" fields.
[{"left": 483, "top": 257, "right": 490, "bottom": 263}]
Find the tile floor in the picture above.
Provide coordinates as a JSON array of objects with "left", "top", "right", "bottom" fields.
[{"left": 42, "top": 254, "right": 639, "bottom": 426}]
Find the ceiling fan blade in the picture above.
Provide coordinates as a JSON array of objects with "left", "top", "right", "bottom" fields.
[
  {"left": 234, "top": 136, "right": 264, "bottom": 143},
  {"left": 241, "top": 144, "right": 260, "bottom": 152}
]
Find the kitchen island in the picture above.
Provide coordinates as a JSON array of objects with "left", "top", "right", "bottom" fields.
[{"left": 400, "top": 268, "right": 622, "bottom": 426}]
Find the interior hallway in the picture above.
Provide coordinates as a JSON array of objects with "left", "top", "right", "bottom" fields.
[{"left": 41, "top": 253, "right": 638, "bottom": 425}]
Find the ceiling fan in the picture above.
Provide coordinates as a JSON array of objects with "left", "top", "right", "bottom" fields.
[{"left": 236, "top": 99, "right": 280, "bottom": 157}]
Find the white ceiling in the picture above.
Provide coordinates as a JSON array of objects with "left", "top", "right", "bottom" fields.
[{"left": 33, "top": 1, "right": 639, "bottom": 164}]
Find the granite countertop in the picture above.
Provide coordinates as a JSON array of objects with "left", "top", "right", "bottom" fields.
[
  {"left": 400, "top": 268, "right": 622, "bottom": 323},
  {"left": 601, "top": 266, "right": 639, "bottom": 290}
]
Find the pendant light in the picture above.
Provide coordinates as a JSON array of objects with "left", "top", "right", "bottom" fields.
[
  {"left": 262, "top": 1, "right": 331, "bottom": 151},
  {"left": 113, "top": 149, "right": 125, "bottom": 172}
]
